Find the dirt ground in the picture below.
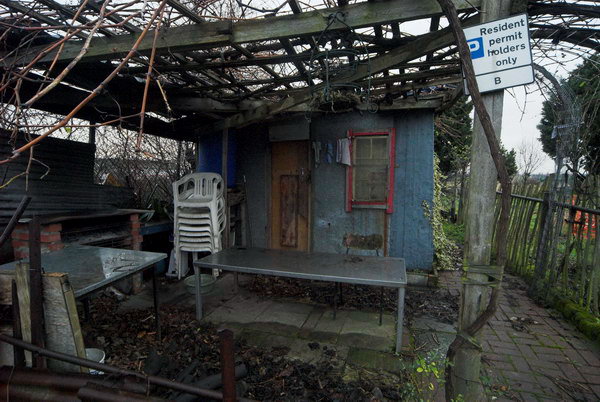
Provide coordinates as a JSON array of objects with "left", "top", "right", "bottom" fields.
[{"left": 83, "top": 295, "right": 412, "bottom": 401}]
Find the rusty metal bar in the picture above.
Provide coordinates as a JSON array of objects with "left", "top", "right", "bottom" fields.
[
  {"left": 219, "top": 329, "right": 236, "bottom": 402},
  {"left": 0, "top": 383, "right": 80, "bottom": 402},
  {"left": 0, "top": 195, "right": 31, "bottom": 248},
  {"left": 0, "top": 335, "right": 257, "bottom": 402},
  {"left": 0, "top": 366, "right": 142, "bottom": 392},
  {"left": 77, "top": 382, "right": 161, "bottom": 401},
  {"left": 28, "top": 215, "right": 46, "bottom": 369}
]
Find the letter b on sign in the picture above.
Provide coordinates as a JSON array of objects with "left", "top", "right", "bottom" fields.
[
  {"left": 495, "top": 77, "right": 502, "bottom": 84},
  {"left": 467, "top": 37, "right": 484, "bottom": 59}
]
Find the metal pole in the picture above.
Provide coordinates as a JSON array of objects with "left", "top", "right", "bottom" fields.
[
  {"left": 151, "top": 266, "right": 162, "bottom": 340},
  {"left": 222, "top": 128, "right": 230, "bottom": 249},
  {"left": 395, "top": 287, "right": 405, "bottom": 354}
]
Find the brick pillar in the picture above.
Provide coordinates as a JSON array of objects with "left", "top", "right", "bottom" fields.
[
  {"left": 11, "top": 223, "right": 63, "bottom": 260},
  {"left": 130, "top": 214, "right": 144, "bottom": 293},
  {"left": 130, "top": 214, "right": 143, "bottom": 251}
]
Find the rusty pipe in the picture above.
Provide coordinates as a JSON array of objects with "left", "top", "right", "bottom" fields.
[
  {"left": 0, "top": 382, "right": 80, "bottom": 402},
  {"left": 77, "top": 382, "right": 163, "bottom": 401},
  {"left": 0, "top": 335, "right": 256, "bottom": 401},
  {"left": 0, "top": 366, "right": 144, "bottom": 393}
]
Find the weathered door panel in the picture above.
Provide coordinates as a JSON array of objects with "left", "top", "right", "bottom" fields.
[{"left": 270, "top": 141, "right": 309, "bottom": 250}]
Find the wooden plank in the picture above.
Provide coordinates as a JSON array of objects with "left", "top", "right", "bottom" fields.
[
  {"left": 280, "top": 175, "right": 299, "bottom": 247},
  {"left": 43, "top": 273, "right": 88, "bottom": 373},
  {"left": 5, "top": 0, "right": 481, "bottom": 66},
  {"left": 15, "top": 263, "right": 32, "bottom": 366},
  {"left": 1, "top": 269, "right": 87, "bottom": 372}
]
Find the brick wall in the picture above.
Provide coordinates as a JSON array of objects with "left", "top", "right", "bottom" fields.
[
  {"left": 11, "top": 223, "right": 64, "bottom": 260},
  {"left": 10, "top": 213, "right": 143, "bottom": 260}
]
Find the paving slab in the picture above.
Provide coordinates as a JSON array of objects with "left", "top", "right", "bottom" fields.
[
  {"left": 337, "top": 311, "right": 396, "bottom": 352},
  {"left": 204, "top": 294, "right": 272, "bottom": 324}
]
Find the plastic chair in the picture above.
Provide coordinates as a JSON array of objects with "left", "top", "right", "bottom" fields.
[{"left": 170, "top": 173, "right": 227, "bottom": 279}]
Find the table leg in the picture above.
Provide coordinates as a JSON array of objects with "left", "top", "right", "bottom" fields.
[
  {"left": 194, "top": 265, "right": 203, "bottom": 321},
  {"left": 396, "top": 287, "right": 406, "bottom": 354},
  {"left": 333, "top": 283, "right": 338, "bottom": 320},
  {"left": 234, "top": 272, "right": 239, "bottom": 293},
  {"left": 379, "top": 286, "right": 384, "bottom": 326},
  {"left": 151, "top": 266, "right": 161, "bottom": 340}
]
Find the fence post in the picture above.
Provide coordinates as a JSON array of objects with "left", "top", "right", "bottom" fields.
[{"left": 533, "top": 191, "right": 552, "bottom": 285}]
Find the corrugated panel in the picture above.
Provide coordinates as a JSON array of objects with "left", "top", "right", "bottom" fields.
[{"left": 0, "top": 130, "right": 133, "bottom": 223}]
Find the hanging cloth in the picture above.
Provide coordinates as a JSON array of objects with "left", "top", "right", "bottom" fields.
[{"left": 336, "top": 138, "right": 351, "bottom": 165}]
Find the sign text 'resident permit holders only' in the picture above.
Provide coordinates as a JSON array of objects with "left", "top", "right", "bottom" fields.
[{"left": 463, "top": 13, "right": 534, "bottom": 94}]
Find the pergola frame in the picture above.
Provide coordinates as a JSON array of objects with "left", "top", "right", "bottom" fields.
[{"left": 0, "top": 0, "right": 599, "bottom": 140}]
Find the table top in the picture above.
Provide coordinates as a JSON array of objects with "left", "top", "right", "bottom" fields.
[
  {"left": 0, "top": 245, "right": 166, "bottom": 298},
  {"left": 195, "top": 247, "right": 406, "bottom": 287}
]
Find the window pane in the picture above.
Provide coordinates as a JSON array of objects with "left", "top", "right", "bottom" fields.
[{"left": 352, "top": 135, "right": 389, "bottom": 202}]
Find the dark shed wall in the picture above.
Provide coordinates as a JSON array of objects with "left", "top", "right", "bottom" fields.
[
  {"left": 0, "top": 131, "right": 133, "bottom": 225},
  {"left": 235, "top": 127, "right": 270, "bottom": 248}
]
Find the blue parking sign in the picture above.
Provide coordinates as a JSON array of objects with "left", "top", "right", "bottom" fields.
[{"left": 467, "top": 37, "right": 484, "bottom": 59}]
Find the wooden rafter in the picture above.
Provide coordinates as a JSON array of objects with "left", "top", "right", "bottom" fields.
[{"left": 3, "top": 0, "right": 481, "bottom": 66}]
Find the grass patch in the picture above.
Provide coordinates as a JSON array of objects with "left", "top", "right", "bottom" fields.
[{"left": 442, "top": 222, "right": 465, "bottom": 245}]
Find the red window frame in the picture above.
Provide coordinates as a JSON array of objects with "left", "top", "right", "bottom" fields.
[{"left": 345, "top": 128, "right": 396, "bottom": 214}]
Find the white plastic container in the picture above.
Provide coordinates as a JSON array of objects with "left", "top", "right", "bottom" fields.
[{"left": 85, "top": 348, "right": 105, "bottom": 375}]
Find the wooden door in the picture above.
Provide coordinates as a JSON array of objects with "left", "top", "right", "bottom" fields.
[{"left": 270, "top": 141, "right": 310, "bottom": 251}]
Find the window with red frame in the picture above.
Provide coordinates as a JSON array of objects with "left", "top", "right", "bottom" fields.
[{"left": 345, "top": 129, "right": 396, "bottom": 213}]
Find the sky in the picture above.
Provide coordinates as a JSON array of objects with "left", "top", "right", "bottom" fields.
[{"left": 501, "top": 84, "right": 554, "bottom": 173}]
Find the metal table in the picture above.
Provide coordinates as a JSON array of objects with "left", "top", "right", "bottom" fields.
[
  {"left": 194, "top": 247, "right": 407, "bottom": 353},
  {"left": 0, "top": 245, "right": 167, "bottom": 337}
]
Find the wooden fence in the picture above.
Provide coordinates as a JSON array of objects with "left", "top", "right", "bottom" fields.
[{"left": 494, "top": 186, "right": 600, "bottom": 317}]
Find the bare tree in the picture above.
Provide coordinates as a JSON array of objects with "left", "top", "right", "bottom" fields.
[{"left": 517, "top": 139, "right": 546, "bottom": 185}]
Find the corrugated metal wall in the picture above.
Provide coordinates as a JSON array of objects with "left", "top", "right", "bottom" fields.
[{"left": 0, "top": 131, "right": 133, "bottom": 224}]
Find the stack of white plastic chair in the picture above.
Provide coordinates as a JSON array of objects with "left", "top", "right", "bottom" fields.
[{"left": 168, "top": 172, "right": 226, "bottom": 279}]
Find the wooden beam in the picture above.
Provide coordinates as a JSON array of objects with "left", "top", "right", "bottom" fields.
[
  {"left": 199, "top": 65, "right": 461, "bottom": 90},
  {"left": 5, "top": 0, "right": 481, "bottom": 66},
  {"left": 212, "top": 14, "right": 478, "bottom": 130}
]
